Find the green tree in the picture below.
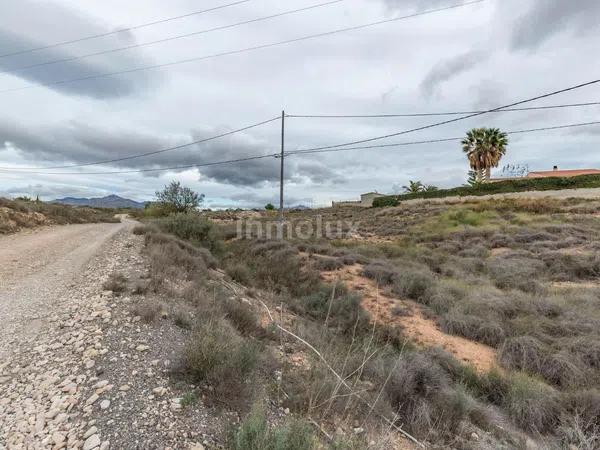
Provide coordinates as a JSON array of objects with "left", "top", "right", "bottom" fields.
[
  {"left": 265, "top": 203, "right": 275, "bottom": 211},
  {"left": 424, "top": 185, "right": 439, "bottom": 192},
  {"left": 465, "top": 169, "right": 485, "bottom": 188},
  {"left": 155, "top": 181, "right": 204, "bottom": 213},
  {"left": 462, "top": 127, "right": 508, "bottom": 181},
  {"left": 402, "top": 180, "right": 425, "bottom": 193}
]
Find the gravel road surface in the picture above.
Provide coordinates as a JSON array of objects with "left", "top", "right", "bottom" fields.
[{"left": 0, "top": 221, "right": 131, "bottom": 360}]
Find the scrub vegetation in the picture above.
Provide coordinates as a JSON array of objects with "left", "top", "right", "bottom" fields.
[{"left": 133, "top": 195, "right": 600, "bottom": 449}]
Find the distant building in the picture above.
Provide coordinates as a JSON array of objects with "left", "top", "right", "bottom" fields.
[
  {"left": 332, "top": 192, "right": 386, "bottom": 208},
  {"left": 527, "top": 166, "right": 600, "bottom": 178}
]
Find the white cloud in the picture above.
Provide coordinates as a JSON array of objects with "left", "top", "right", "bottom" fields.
[{"left": 0, "top": 0, "right": 599, "bottom": 207}]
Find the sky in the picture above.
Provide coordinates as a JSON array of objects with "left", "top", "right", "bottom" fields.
[{"left": 0, "top": 0, "right": 599, "bottom": 208}]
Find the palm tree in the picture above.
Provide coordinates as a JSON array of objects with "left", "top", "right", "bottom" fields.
[
  {"left": 462, "top": 128, "right": 508, "bottom": 181},
  {"left": 402, "top": 180, "right": 425, "bottom": 193}
]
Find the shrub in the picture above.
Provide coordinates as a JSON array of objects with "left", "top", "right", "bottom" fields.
[
  {"left": 229, "top": 406, "right": 315, "bottom": 450},
  {"left": 147, "top": 235, "right": 208, "bottom": 281},
  {"left": 223, "top": 298, "right": 264, "bottom": 338},
  {"left": 391, "top": 268, "right": 436, "bottom": 301},
  {"left": 542, "top": 350, "right": 586, "bottom": 388},
  {"left": 499, "top": 336, "right": 548, "bottom": 374},
  {"left": 236, "top": 241, "right": 322, "bottom": 297},
  {"left": 441, "top": 311, "right": 506, "bottom": 347},
  {"left": 375, "top": 352, "right": 475, "bottom": 436},
  {"left": 311, "top": 256, "right": 343, "bottom": 271},
  {"left": 568, "top": 338, "right": 600, "bottom": 370},
  {"left": 374, "top": 174, "right": 600, "bottom": 205},
  {"left": 486, "top": 256, "right": 545, "bottom": 293},
  {"left": 541, "top": 251, "right": 600, "bottom": 281},
  {"left": 132, "top": 224, "right": 152, "bottom": 235},
  {"left": 440, "top": 209, "right": 497, "bottom": 227},
  {"left": 184, "top": 316, "right": 261, "bottom": 404},
  {"left": 372, "top": 196, "right": 399, "bottom": 208},
  {"left": 132, "top": 301, "right": 161, "bottom": 323},
  {"left": 504, "top": 373, "right": 560, "bottom": 433},
  {"left": 562, "top": 389, "right": 600, "bottom": 430},
  {"left": 293, "top": 287, "right": 370, "bottom": 333},
  {"left": 172, "top": 308, "right": 193, "bottom": 330},
  {"left": 103, "top": 272, "right": 128, "bottom": 293},
  {"left": 226, "top": 262, "right": 252, "bottom": 285},
  {"left": 153, "top": 213, "right": 222, "bottom": 253},
  {"left": 362, "top": 260, "right": 397, "bottom": 284}
]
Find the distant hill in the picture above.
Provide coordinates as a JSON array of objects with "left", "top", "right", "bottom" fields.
[{"left": 52, "top": 195, "right": 147, "bottom": 209}]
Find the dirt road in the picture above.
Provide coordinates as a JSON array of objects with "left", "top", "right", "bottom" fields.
[
  {"left": 0, "top": 220, "right": 141, "bottom": 449},
  {"left": 0, "top": 221, "right": 131, "bottom": 360}
]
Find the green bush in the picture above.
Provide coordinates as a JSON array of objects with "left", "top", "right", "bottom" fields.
[
  {"left": 143, "top": 202, "right": 178, "bottom": 218},
  {"left": 294, "top": 286, "right": 370, "bottom": 332},
  {"left": 372, "top": 174, "right": 600, "bottom": 206},
  {"left": 372, "top": 196, "right": 399, "bottom": 208},
  {"left": 504, "top": 372, "right": 560, "bottom": 433},
  {"left": 229, "top": 406, "right": 315, "bottom": 450},
  {"left": 153, "top": 212, "right": 222, "bottom": 253}
]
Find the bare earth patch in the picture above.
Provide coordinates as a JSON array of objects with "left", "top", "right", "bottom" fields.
[{"left": 321, "top": 265, "right": 497, "bottom": 373}]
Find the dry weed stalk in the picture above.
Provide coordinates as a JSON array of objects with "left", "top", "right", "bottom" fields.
[{"left": 257, "top": 298, "right": 425, "bottom": 448}]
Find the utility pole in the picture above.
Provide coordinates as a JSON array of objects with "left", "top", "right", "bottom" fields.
[{"left": 279, "top": 110, "right": 285, "bottom": 222}]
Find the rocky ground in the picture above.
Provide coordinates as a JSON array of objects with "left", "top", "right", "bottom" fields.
[
  {"left": 0, "top": 223, "right": 267, "bottom": 450},
  {"left": 1, "top": 224, "right": 131, "bottom": 449}
]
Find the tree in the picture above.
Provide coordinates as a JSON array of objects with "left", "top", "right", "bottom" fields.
[
  {"left": 265, "top": 203, "right": 275, "bottom": 211},
  {"left": 461, "top": 128, "right": 508, "bottom": 181},
  {"left": 155, "top": 181, "right": 204, "bottom": 213},
  {"left": 423, "top": 185, "right": 439, "bottom": 192},
  {"left": 402, "top": 180, "right": 425, "bottom": 193},
  {"left": 465, "top": 169, "right": 484, "bottom": 188}
]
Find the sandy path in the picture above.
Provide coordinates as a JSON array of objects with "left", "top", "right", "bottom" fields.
[
  {"left": 322, "top": 265, "right": 497, "bottom": 373},
  {"left": 0, "top": 221, "right": 131, "bottom": 360}
]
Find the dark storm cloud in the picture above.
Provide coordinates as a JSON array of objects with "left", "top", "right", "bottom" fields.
[
  {"left": 420, "top": 50, "right": 486, "bottom": 97},
  {"left": 510, "top": 0, "right": 600, "bottom": 50},
  {"left": 1, "top": 120, "right": 341, "bottom": 187},
  {"left": 0, "top": 1, "right": 159, "bottom": 99}
]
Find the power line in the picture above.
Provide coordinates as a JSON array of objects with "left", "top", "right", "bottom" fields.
[
  {"left": 0, "top": 0, "right": 253, "bottom": 59},
  {"left": 287, "top": 120, "right": 600, "bottom": 156},
  {"left": 286, "top": 101, "right": 600, "bottom": 118},
  {"left": 0, "top": 116, "right": 280, "bottom": 170},
  {"left": 0, "top": 153, "right": 278, "bottom": 176},
  {"left": 0, "top": 0, "right": 485, "bottom": 95},
  {"left": 3, "top": 118, "right": 598, "bottom": 176},
  {"left": 0, "top": 0, "right": 346, "bottom": 76},
  {"left": 289, "top": 78, "right": 600, "bottom": 153}
]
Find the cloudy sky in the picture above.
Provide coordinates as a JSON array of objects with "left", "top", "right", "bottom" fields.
[{"left": 0, "top": 0, "right": 599, "bottom": 208}]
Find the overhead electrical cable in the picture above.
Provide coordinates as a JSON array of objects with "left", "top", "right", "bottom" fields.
[
  {"left": 286, "top": 101, "right": 600, "bottom": 118},
  {"left": 0, "top": 153, "right": 279, "bottom": 176},
  {"left": 2, "top": 119, "right": 598, "bottom": 176},
  {"left": 288, "top": 78, "right": 600, "bottom": 153},
  {"left": 0, "top": 0, "right": 346, "bottom": 76},
  {"left": 0, "top": 0, "right": 485, "bottom": 95},
  {"left": 0, "top": 116, "right": 280, "bottom": 170},
  {"left": 0, "top": 0, "right": 253, "bottom": 59},
  {"left": 286, "top": 120, "right": 600, "bottom": 156}
]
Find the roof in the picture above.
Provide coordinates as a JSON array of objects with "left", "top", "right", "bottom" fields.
[{"left": 527, "top": 169, "right": 600, "bottom": 178}]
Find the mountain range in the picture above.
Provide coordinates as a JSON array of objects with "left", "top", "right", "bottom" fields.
[{"left": 52, "top": 195, "right": 147, "bottom": 209}]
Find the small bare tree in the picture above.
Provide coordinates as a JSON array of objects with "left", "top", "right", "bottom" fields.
[{"left": 155, "top": 181, "right": 204, "bottom": 213}]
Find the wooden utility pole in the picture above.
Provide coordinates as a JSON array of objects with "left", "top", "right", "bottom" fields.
[{"left": 279, "top": 110, "right": 285, "bottom": 221}]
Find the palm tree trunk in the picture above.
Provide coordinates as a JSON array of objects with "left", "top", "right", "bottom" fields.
[{"left": 485, "top": 166, "right": 491, "bottom": 180}]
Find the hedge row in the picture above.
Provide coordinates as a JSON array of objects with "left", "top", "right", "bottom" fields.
[{"left": 372, "top": 174, "right": 600, "bottom": 207}]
